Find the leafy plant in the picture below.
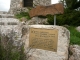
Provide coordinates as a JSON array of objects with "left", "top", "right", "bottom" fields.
[
  {"left": 15, "top": 12, "right": 31, "bottom": 20},
  {"left": 67, "top": 26, "right": 80, "bottom": 45},
  {"left": 47, "top": 9, "right": 80, "bottom": 26}
]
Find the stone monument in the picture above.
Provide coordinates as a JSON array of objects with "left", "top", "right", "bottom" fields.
[
  {"left": 0, "top": 0, "right": 70, "bottom": 60},
  {"left": 24, "top": 25, "right": 70, "bottom": 60},
  {"left": 20, "top": 3, "right": 70, "bottom": 60}
]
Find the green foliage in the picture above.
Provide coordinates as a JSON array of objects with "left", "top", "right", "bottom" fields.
[
  {"left": 65, "top": 0, "right": 80, "bottom": 9},
  {"left": 67, "top": 26, "right": 80, "bottom": 45},
  {"left": 47, "top": 9, "right": 80, "bottom": 26},
  {"left": 75, "top": 1, "right": 80, "bottom": 9},
  {"left": 15, "top": 12, "right": 31, "bottom": 20},
  {"left": 0, "top": 36, "right": 26, "bottom": 60},
  {"left": 65, "top": 0, "right": 77, "bottom": 9},
  {"left": 47, "top": 15, "right": 54, "bottom": 25}
]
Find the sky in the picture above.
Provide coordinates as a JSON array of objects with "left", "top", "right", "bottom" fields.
[
  {"left": 51, "top": 0, "right": 59, "bottom": 4},
  {"left": 0, "top": 0, "right": 11, "bottom": 12},
  {"left": 0, "top": 0, "right": 59, "bottom": 12}
]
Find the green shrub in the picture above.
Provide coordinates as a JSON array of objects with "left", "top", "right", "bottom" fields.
[
  {"left": 15, "top": 12, "right": 31, "bottom": 20},
  {"left": 67, "top": 26, "right": 80, "bottom": 45},
  {"left": 47, "top": 15, "right": 54, "bottom": 25},
  {"left": 47, "top": 9, "right": 80, "bottom": 26}
]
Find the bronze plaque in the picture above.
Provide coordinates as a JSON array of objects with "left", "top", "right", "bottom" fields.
[{"left": 29, "top": 28, "right": 58, "bottom": 52}]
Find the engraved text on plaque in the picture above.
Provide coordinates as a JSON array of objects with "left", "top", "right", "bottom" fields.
[{"left": 29, "top": 28, "right": 58, "bottom": 52}]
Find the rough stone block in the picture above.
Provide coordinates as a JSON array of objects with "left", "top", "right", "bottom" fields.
[{"left": 24, "top": 25, "right": 70, "bottom": 60}]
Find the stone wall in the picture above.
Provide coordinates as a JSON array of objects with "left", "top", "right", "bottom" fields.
[{"left": 9, "top": 0, "right": 51, "bottom": 14}]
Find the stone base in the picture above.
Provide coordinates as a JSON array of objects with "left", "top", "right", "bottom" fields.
[{"left": 24, "top": 25, "right": 70, "bottom": 60}]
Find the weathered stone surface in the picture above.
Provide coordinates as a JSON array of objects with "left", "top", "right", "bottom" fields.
[
  {"left": 0, "top": 18, "right": 20, "bottom": 25},
  {"left": 69, "top": 56, "right": 75, "bottom": 60},
  {"left": 0, "top": 23, "right": 70, "bottom": 60},
  {"left": 29, "top": 3, "right": 64, "bottom": 17},
  {"left": 69, "top": 45, "right": 80, "bottom": 60},
  {"left": 76, "top": 26, "right": 80, "bottom": 32},
  {"left": 23, "top": 25, "right": 70, "bottom": 60},
  {"left": 0, "top": 24, "right": 23, "bottom": 46},
  {"left": 25, "top": 17, "right": 48, "bottom": 25},
  {"left": 0, "top": 14, "right": 14, "bottom": 18},
  {"left": 9, "top": 0, "right": 51, "bottom": 14},
  {"left": 20, "top": 17, "right": 27, "bottom": 22},
  {"left": 0, "top": 23, "right": 26, "bottom": 60}
]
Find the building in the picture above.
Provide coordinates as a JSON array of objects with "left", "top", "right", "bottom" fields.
[{"left": 9, "top": 0, "right": 51, "bottom": 14}]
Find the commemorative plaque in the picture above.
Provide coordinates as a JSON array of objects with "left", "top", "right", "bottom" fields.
[{"left": 29, "top": 28, "right": 58, "bottom": 52}]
